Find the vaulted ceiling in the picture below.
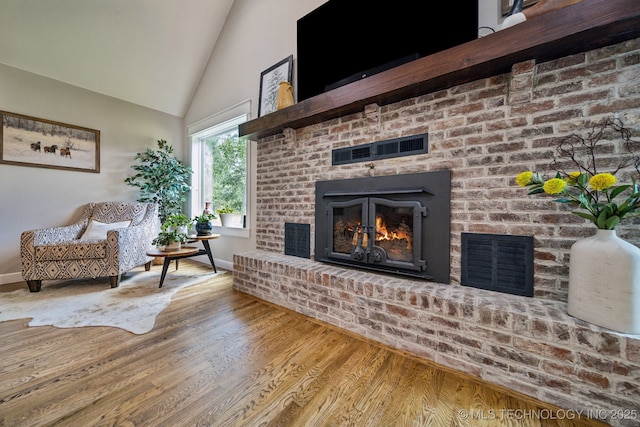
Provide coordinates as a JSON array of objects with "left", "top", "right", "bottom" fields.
[{"left": 0, "top": 0, "right": 236, "bottom": 117}]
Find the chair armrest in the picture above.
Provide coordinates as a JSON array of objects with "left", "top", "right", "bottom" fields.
[
  {"left": 105, "top": 220, "right": 158, "bottom": 272},
  {"left": 20, "top": 222, "right": 85, "bottom": 280},
  {"left": 107, "top": 222, "right": 155, "bottom": 247},
  {"left": 25, "top": 223, "right": 85, "bottom": 246},
  {"left": 23, "top": 202, "right": 93, "bottom": 246}
]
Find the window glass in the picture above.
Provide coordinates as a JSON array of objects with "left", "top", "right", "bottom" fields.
[{"left": 191, "top": 114, "right": 248, "bottom": 228}]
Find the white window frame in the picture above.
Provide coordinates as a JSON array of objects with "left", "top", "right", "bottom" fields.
[{"left": 188, "top": 100, "right": 251, "bottom": 238}]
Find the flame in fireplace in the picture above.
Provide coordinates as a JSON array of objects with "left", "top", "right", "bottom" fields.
[{"left": 375, "top": 216, "right": 412, "bottom": 250}]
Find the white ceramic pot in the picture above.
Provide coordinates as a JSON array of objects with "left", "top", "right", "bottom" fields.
[
  {"left": 175, "top": 225, "right": 189, "bottom": 235},
  {"left": 220, "top": 213, "right": 242, "bottom": 227},
  {"left": 164, "top": 241, "right": 181, "bottom": 251},
  {"left": 568, "top": 229, "right": 640, "bottom": 334}
]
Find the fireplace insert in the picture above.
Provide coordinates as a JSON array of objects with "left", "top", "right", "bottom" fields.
[{"left": 315, "top": 171, "right": 450, "bottom": 282}]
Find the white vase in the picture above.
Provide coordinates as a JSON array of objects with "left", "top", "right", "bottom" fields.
[{"left": 568, "top": 229, "right": 640, "bottom": 334}]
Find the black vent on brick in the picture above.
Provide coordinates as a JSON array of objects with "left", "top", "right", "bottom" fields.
[
  {"left": 332, "top": 145, "right": 372, "bottom": 164},
  {"left": 284, "top": 223, "right": 310, "bottom": 259},
  {"left": 332, "top": 133, "right": 428, "bottom": 165},
  {"left": 461, "top": 233, "right": 534, "bottom": 297}
]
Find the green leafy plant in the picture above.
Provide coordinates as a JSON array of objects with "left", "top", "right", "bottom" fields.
[
  {"left": 194, "top": 212, "right": 216, "bottom": 223},
  {"left": 152, "top": 230, "right": 189, "bottom": 247},
  {"left": 216, "top": 206, "right": 234, "bottom": 214},
  {"left": 164, "top": 213, "right": 192, "bottom": 229},
  {"left": 516, "top": 117, "right": 640, "bottom": 230},
  {"left": 125, "top": 139, "right": 193, "bottom": 223}
]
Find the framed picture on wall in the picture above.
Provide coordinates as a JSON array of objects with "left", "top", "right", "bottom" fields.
[
  {"left": 258, "top": 55, "right": 293, "bottom": 117},
  {"left": 0, "top": 110, "right": 100, "bottom": 173},
  {"left": 501, "top": 0, "right": 539, "bottom": 15}
]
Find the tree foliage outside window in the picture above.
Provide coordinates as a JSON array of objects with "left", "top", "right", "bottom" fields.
[{"left": 204, "top": 132, "right": 246, "bottom": 214}]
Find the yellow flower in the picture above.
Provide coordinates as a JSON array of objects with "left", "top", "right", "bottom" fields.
[
  {"left": 515, "top": 171, "right": 533, "bottom": 187},
  {"left": 589, "top": 173, "right": 616, "bottom": 191},
  {"left": 567, "top": 171, "right": 581, "bottom": 184},
  {"left": 543, "top": 178, "right": 567, "bottom": 194}
]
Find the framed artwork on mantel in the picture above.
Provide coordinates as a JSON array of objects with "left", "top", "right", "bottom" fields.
[
  {"left": 501, "top": 0, "right": 539, "bottom": 16},
  {"left": 258, "top": 55, "right": 293, "bottom": 117}
]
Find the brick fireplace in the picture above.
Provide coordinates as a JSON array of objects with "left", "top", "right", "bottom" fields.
[{"left": 234, "top": 36, "right": 640, "bottom": 426}]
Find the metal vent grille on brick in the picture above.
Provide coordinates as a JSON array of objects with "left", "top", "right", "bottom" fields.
[
  {"left": 461, "top": 233, "right": 534, "bottom": 297},
  {"left": 332, "top": 133, "right": 428, "bottom": 165},
  {"left": 284, "top": 223, "right": 310, "bottom": 259}
]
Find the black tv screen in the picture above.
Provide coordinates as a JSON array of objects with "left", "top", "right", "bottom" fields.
[{"left": 297, "top": 0, "right": 479, "bottom": 102}]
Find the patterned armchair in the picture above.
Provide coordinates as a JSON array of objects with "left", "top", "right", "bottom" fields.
[{"left": 20, "top": 201, "right": 159, "bottom": 292}]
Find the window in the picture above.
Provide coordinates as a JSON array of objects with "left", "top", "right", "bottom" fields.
[{"left": 190, "top": 107, "right": 249, "bottom": 236}]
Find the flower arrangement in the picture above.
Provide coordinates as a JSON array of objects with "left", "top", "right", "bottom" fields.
[{"left": 516, "top": 117, "right": 640, "bottom": 230}]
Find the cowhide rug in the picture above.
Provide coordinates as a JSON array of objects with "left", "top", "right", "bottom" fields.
[{"left": 0, "top": 267, "right": 224, "bottom": 334}]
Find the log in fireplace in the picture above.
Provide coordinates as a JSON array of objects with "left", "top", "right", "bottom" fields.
[{"left": 314, "top": 170, "right": 450, "bottom": 282}]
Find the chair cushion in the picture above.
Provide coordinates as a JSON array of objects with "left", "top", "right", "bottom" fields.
[
  {"left": 80, "top": 219, "right": 131, "bottom": 240},
  {"left": 35, "top": 241, "right": 108, "bottom": 261}
]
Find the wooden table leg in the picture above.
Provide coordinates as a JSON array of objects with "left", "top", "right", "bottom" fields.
[
  {"left": 159, "top": 257, "right": 172, "bottom": 288},
  {"left": 201, "top": 240, "right": 217, "bottom": 273}
]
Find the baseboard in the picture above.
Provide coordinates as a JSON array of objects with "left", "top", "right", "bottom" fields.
[
  {"left": 189, "top": 255, "right": 232, "bottom": 272},
  {"left": 0, "top": 271, "right": 24, "bottom": 285}
]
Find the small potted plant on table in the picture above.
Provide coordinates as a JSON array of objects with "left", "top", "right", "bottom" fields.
[
  {"left": 164, "top": 213, "right": 192, "bottom": 235},
  {"left": 193, "top": 212, "right": 216, "bottom": 236},
  {"left": 152, "top": 229, "right": 189, "bottom": 251}
]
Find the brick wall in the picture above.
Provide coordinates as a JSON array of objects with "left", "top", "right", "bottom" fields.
[
  {"left": 236, "top": 38, "right": 640, "bottom": 426},
  {"left": 255, "top": 38, "right": 640, "bottom": 303}
]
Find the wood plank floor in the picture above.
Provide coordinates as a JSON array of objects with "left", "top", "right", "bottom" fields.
[{"left": 0, "top": 260, "right": 608, "bottom": 426}]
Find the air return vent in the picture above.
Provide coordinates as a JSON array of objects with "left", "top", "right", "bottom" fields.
[
  {"left": 332, "top": 145, "right": 372, "bottom": 164},
  {"left": 332, "top": 133, "right": 428, "bottom": 165},
  {"left": 284, "top": 223, "right": 310, "bottom": 259},
  {"left": 461, "top": 233, "right": 534, "bottom": 297}
]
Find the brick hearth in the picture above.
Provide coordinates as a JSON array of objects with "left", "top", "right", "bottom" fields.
[{"left": 233, "top": 38, "right": 640, "bottom": 426}]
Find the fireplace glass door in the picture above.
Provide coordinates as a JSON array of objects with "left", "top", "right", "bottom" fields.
[
  {"left": 327, "top": 197, "right": 426, "bottom": 272},
  {"left": 327, "top": 197, "right": 367, "bottom": 262}
]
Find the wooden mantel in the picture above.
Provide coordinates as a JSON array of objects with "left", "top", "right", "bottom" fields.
[{"left": 239, "top": 0, "right": 640, "bottom": 139}]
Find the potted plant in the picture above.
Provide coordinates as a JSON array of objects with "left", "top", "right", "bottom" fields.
[
  {"left": 152, "top": 229, "right": 189, "bottom": 251},
  {"left": 217, "top": 205, "right": 242, "bottom": 227},
  {"left": 124, "top": 139, "right": 193, "bottom": 224},
  {"left": 164, "top": 213, "right": 192, "bottom": 234},
  {"left": 193, "top": 212, "right": 216, "bottom": 236}
]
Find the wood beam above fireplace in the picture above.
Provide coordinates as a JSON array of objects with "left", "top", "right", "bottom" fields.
[{"left": 239, "top": 0, "right": 640, "bottom": 140}]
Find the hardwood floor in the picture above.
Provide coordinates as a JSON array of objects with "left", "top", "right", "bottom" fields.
[{"left": 0, "top": 260, "right": 608, "bottom": 426}]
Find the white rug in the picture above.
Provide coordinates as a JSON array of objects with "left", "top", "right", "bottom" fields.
[{"left": 0, "top": 268, "right": 223, "bottom": 334}]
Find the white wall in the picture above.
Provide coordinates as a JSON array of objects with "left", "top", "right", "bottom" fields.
[{"left": 0, "top": 63, "right": 184, "bottom": 283}]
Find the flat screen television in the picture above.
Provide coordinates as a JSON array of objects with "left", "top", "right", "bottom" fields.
[{"left": 297, "top": 0, "right": 479, "bottom": 102}]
